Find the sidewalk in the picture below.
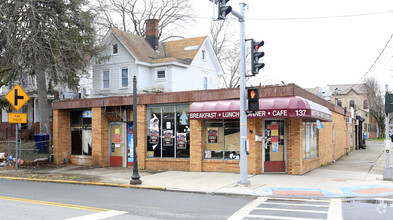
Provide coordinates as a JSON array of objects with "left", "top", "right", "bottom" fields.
[{"left": 1, "top": 140, "right": 393, "bottom": 198}]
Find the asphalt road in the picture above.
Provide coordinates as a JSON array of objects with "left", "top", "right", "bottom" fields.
[
  {"left": 0, "top": 179, "right": 253, "bottom": 219},
  {"left": 2, "top": 179, "right": 393, "bottom": 219}
]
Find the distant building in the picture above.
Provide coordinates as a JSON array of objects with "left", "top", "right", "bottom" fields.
[{"left": 306, "top": 84, "right": 378, "bottom": 139}]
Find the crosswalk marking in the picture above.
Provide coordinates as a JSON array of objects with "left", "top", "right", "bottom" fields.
[
  {"left": 255, "top": 207, "right": 328, "bottom": 214},
  {"left": 263, "top": 201, "right": 330, "bottom": 208},
  {"left": 65, "top": 210, "right": 128, "bottom": 220},
  {"left": 227, "top": 197, "right": 267, "bottom": 220},
  {"left": 327, "top": 199, "right": 343, "bottom": 220},
  {"left": 247, "top": 214, "right": 323, "bottom": 220},
  {"left": 228, "top": 197, "right": 342, "bottom": 220}
]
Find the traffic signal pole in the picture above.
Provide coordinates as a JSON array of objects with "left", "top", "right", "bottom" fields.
[
  {"left": 237, "top": 3, "right": 250, "bottom": 186},
  {"left": 384, "top": 84, "right": 392, "bottom": 180},
  {"left": 211, "top": 1, "right": 249, "bottom": 185}
]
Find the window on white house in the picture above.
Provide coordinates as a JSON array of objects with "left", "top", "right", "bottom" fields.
[
  {"left": 103, "top": 70, "right": 109, "bottom": 89},
  {"left": 121, "top": 68, "right": 128, "bottom": 87},
  {"left": 113, "top": 44, "right": 118, "bottom": 54},
  {"left": 202, "top": 50, "right": 206, "bottom": 60},
  {"left": 203, "top": 77, "right": 208, "bottom": 90},
  {"left": 157, "top": 70, "right": 166, "bottom": 79}
]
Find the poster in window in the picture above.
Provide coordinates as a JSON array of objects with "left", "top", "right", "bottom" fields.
[
  {"left": 128, "top": 123, "right": 133, "bottom": 162},
  {"left": 207, "top": 127, "right": 218, "bottom": 143},
  {"left": 115, "top": 128, "right": 120, "bottom": 143},
  {"left": 149, "top": 114, "right": 159, "bottom": 144},
  {"left": 177, "top": 132, "right": 186, "bottom": 149},
  {"left": 163, "top": 130, "right": 173, "bottom": 146},
  {"left": 272, "top": 142, "right": 279, "bottom": 152}
]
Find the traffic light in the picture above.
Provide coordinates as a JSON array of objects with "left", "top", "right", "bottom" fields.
[
  {"left": 251, "top": 39, "right": 265, "bottom": 76},
  {"left": 386, "top": 92, "right": 393, "bottom": 113},
  {"left": 217, "top": 0, "right": 232, "bottom": 20},
  {"left": 247, "top": 88, "right": 259, "bottom": 112}
]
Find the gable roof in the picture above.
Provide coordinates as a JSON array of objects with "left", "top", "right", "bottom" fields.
[
  {"left": 306, "top": 84, "right": 366, "bottom": 96},
  {"left": 110, "top": 27, "right": 208, "bottom": 65},
  {"left": 327, "top": 84, "right": 366, "bottom": 95}
]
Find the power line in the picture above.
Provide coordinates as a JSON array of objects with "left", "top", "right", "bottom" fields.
[
  {"left": 247, "top": 10, "right": 393, "bottom": 21},
  {"left": 195, "top": 9, "right": 393, "bottom": 21},
  {"left": 343, "top": 32, "right": 393, "bottom": 93}
]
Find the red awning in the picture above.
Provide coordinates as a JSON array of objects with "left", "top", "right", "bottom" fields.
[{"left": 189, "top": 96, "right": 332, "bottom": 121}]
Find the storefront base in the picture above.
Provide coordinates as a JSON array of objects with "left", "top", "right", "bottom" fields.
[{"left": 145, "top": 158, "right": 190, "bottom": 171}]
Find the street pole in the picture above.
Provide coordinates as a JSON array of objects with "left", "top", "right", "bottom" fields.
[
  {"left": 384, "top": 84, "right": 392, "bottom": 180},
  {"left": 130, "top": 76, "right": 142, "bottom": 185},
  {"left": 236, "top": 3, "right": 250, "bottom": 186},
  {"left": 15, "top": 123, "right": 18, "bottom": 171},
  {"left": 211, "top": 1, "right": 249, "bottom": 185}
]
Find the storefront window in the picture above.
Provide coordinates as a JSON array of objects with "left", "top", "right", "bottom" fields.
[
  {"left": 204, "top": 119, "right": 240, "bottom": 160},
  {"left": 146, "top": 104, "right": 190, "bottom": 158},
  {"left": 302, "top": 122, "right": 318, "bottom": 160},
  {"left": 71, "top": 110, "right": 92, "bottom": 156}
]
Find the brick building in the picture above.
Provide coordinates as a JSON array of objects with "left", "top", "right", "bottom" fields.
[{"left": 53, "top": 84, "right": 355, "bottom": 175}]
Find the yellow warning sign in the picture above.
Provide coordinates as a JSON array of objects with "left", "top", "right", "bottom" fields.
[
  {"left": 8, "top": 113, "right": 27, "bottom": 124},
  {"left": 5, "top": 84, "right": 30, "bottom": 111}
]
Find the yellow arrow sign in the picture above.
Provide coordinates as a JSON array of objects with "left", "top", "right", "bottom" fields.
[
  {"left": 8, "top": 113, "right": 27, "bottom": 124},
  {"left": 5, "top": 84, "right": 30, "bottom": 111}
]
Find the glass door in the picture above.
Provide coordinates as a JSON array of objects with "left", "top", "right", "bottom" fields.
[{"left": 264, "top": 120, "right": 286, "bottom": 172}]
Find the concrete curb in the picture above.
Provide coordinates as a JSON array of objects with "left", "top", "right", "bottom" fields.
[{"left": 0, "top": 176, "right": 166, "bottom": 191}]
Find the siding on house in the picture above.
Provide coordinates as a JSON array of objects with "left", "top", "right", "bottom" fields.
[{"left": 92, "top": 28, "right": 222, "bottom": 96}]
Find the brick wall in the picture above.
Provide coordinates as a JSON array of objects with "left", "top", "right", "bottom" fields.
[
  {"left": 291, "top": 112, "right": 350, "bottom": 174},
  {"left": 136, "top": 105, "right": 147, "bottom": 169},
  {"left": 287, "top": 118, "right": 302, "bottom": 174},
  {"left": 190, "top": 120, "right": 203, "bottom": 171},
  {"left": 53, "top": 110, "right": 71, "bottom": 164},
  {"left": 203, "top": 160, "right": 239, "bottom": 173},
  {"left": 247, "top": 118, "right": 263, "bottom": 174},
  {"left": 92, "top": 107, "right": 109, "bottom": 167},
  {"left": 146, "top": 158, "right": 190, "bottom": 171}
]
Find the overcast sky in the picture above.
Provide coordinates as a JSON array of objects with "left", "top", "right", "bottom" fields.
[{"left": 186, "top": 0, "right": 393, "bottom": 90}]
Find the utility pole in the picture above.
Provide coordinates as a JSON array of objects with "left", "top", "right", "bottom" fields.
[{"left": 384, "top": 84, "right": 392, "bottom": 180}]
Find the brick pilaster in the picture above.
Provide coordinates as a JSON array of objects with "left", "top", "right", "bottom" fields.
[
  {"left": 287, "top": 118, "right": 302, "bottom": 174},
  {"left": 136, "top": 105, "right": 147, "bottom": 169},
  {"left": 53, "top": 110, "right": 71, "bottom": 164},
  {"left": 92, "top": 107, "right": 109, "bottom": 167},
  {"left": 190, "top": 120, "right": 203, "bottom": 171}
]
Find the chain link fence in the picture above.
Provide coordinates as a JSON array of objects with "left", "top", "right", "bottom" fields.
[{"left": 0, "top": 139, "right": 50, "bottom": 167}]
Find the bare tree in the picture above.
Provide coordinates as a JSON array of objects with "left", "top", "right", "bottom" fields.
[
  {"left": 209, "top": 19, "right": 251, "bottom": 88},
  {"left": 363, "top": 77, "right": 385, "bottom": 138},
  {"left": 91, "top": 0, "right": 194, "bottom": 41}
]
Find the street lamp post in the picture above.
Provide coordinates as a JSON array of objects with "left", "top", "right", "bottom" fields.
[{"left": 130, "top": 76, "right": 142, "bottom": 185}]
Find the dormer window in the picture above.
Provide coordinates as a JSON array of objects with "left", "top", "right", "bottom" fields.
[
  {"left": 112, "top": 44, "right": 118, "bottom": 54},
  {"left": 202, "top": 50, "right": 206, "bottom": 60}
]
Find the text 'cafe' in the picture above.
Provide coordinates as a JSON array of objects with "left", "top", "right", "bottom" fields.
[{"left": 52, "top": 84, "right": 354, "bottom": 175}]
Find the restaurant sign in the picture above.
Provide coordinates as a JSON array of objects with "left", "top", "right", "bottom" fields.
[{"left": 189, "top": 109, "right": 332, "bottom": 121}]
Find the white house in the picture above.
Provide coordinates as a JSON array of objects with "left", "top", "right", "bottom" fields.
[{"left": 92, "top": 19, "right": 223, "bottom": 96}]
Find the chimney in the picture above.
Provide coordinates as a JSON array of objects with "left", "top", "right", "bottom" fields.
[{"left": 145, "top": 19, "right": 159, "bottom": 50}]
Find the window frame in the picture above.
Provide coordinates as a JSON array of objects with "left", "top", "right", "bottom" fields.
[
  {"left": 203, "top": 119, "right": 241, "bottom": 160},
  {"left": 112, "top": 43, "right": 118, "bottom": 55},
  {"left": 155, "top": 68, "right": 167, "bottom": 81},
  {"left": 302, "top": 121, "right": 319, "bottom": 160},
  {"left": 146, "top": 104, "right": 190, "bottom": 159},
  {"left": 203, "top": 76, "right": 208, "bottom": 90},
  {"left": 120, "top": 67, "right": 129, "bottom": 88},
  {"left": 102, "top": 69, "right": 110, "bottom": 89}
]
